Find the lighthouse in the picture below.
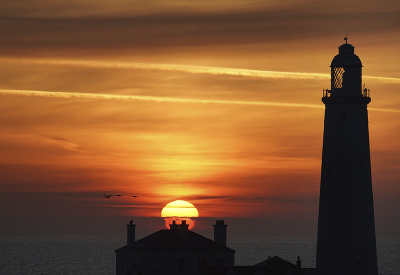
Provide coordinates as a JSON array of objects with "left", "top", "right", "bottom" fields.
[{"left": 316, "top": 38, "right": 378, "bottom": 275}]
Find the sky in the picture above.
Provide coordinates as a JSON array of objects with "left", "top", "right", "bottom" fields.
[{"left": 0, "top": 0, "right": 399, "bottom": 239}]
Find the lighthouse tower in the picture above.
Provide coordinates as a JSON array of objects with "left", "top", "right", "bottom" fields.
[{"left": 316, "top": 38, "right": 378, "bottom": 275}]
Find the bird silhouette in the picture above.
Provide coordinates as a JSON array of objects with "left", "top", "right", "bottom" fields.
[
  {"left": 131, "top": 195, "right": 138, "bottom": 197},
  {"left": 104, "top": 194, "right": 112, "bottom": 198}
]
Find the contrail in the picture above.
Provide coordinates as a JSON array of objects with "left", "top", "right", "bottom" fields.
[
  {"left": 2, "top": 57, "right": 399, "bottom": 83},
  {"left": 1, "top": 57, "right": 327, "bottom": 80},
  {"left": 1, "top": 89, "right": 399, "bottom": 113},
  {"left": 0, "top": 89, "right": 323, "bottom": 109}
]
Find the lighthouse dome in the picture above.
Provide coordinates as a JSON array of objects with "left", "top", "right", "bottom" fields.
[{"left": 331, "top": 43, "right": 362, "bottom": 67}]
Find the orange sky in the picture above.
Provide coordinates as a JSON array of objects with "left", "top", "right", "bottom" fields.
[{"left": 0, "top": 0, "right": 399, "bottom": 238}]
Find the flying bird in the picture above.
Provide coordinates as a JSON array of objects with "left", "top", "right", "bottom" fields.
[
  {"left": 131, "top": 195, "right": 138, "bottom": 197},
  {"left": 115, "top": 194, "right": 121, "bottom": 196},
  {"left": 104, "top": 194, "right": 112, "bottom": 198}
]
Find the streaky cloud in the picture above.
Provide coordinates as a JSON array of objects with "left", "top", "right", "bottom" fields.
[
  {"left": 2, "top": 57, "right": 328, "bottom": 80},
  {"left": 0, "top": 89, "right": 323, "bottom": 109},
  {"left": 2, "top": 57, "right": 399, "bottom": 83},
  {"left": 1, "top": 89, "right": 400, "bottom": 113},
  {"left": 368, "top": 107, "right": 400, "bottom": 113},
  {"left": 180, "top": 195, "right": 237, "bottom": 201},
  {"left": 362, "top": 76, "right": 400, "bottom": 83}
]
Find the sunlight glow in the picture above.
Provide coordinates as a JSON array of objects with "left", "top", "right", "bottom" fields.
[
  {"left": 161, "top": 200, "right": 199, "bottom": 230},
  {"left": 161, "top": 200, "right": 199, "bottom": 217}
]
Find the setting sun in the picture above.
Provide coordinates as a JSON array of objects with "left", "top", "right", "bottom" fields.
[{"left": 161, "top": 200, "right": 199, "bottom": 230}]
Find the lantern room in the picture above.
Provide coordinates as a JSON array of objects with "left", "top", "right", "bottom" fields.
[{"left": 329, "top": 38, "right": 363, "bottom": 97}]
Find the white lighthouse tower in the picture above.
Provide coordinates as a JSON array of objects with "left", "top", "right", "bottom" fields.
[{"left": 316, "top": 38, "right": 378, "bottom": 275}]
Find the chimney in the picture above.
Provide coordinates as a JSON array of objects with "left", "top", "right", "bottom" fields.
[
  {"left": 214, "top": 220, "right": 227, "bottom": 246},
  {"left": 180, "top": 220, "right": 189, "bottom": 231},
  {"left": 179, "top": 220, "right": 189, "bottom": 239},
  {"left": 297, "top": 256, "right": 302, "bottom": 268},
  {"left": 170, "top": 220, "right": 179, "bottom": 230},
  {"left": 127, "top": 220, "right": 136, "bottom": 250}
]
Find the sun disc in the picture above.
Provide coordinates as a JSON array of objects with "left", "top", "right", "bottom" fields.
[
  {"left": 161, "top": 200, "right": 199, "bottom": 230},
  {"left": 161, "top": 200, "right": 199, "bottom": 218}
]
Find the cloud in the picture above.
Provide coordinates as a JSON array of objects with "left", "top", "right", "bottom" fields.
[
  {"left": 3, "top": 57, "right": 399, "bottom": 84},
  {"left": 1, "top": 0, "right": 398, "bottom": 19},
  {"left": 38, "top": 135, "right": 87, "bottom": 153},
  {"left": 1, "top": 2, "right": 399, "bottom": 56},
  {"left": 0, "top": 88, "right": 323, "bottom": 108},
  {"left": 2, "top": 88, "right": 400, "bottom": 113},
  {"left": 1, "top": 57, "right": 331, "bottom": 80},
  {"left": 0, "top": 0, "right": 286, "bottom": 18},
  {"left": 180, "top": 194, "right": 238, "bottom": 201},
  {"left": 0, "top": 134, "right": 87, "bottom": 155}
]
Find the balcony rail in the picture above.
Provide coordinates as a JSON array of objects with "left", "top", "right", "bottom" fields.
[
  {"left": 323, "top": 89, "right": 331, "bottom": 97},
  {"left": 322, "top": 88, "right": 371, "bottom": 98},
  {"left": 363, "top": 87, "right": 370, "bottom": 98}
]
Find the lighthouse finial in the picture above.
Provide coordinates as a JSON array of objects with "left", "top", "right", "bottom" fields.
[{"left": 344, "top": 34, "right": 348, "bottom": 44}]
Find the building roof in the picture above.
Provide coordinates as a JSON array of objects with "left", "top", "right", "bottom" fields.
[
  {"left": 331, "top": 43, "right": 362, "bottom": 67},
  {"left": 253, "top": 256, "right": 302, "bottom": 275},
  {"left": 115, "top": 228, "right": 235, "bottom": 254},
  {"left": 207, "top": 263, "right": 302, "bottom": 275}
]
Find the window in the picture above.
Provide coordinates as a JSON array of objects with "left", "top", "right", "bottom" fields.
[
  {"left": 332, "top": 67, "right": 345, "bottom": 88},
  {"left": 178, "top": 258, "right": 186, "bottom": 270}
]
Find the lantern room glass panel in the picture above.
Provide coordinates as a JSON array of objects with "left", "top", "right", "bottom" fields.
[{"left": 332, "top": 67, "right": 344, "bottom": 89}]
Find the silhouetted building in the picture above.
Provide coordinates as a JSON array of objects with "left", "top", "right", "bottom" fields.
[
  {"left": 115, "top": 220, "right": 235, "bottom": 275},
  {"left": 116, "top": 220, "right": 311, "bottom": 275},
  {"left": 206, "top": 256, "right": 308, "bottom": 275},
  {"left": 316, "top": 39, "right": 378, "bottom": 275}
]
